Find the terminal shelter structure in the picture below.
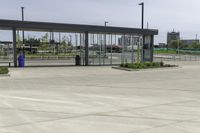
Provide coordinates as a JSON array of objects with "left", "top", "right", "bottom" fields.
[{"left": 0, "top": 19, "right": 158, "bottom": 67}]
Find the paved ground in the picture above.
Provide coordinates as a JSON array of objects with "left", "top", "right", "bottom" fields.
[{"left": 0, "top": 61, "right": 200, "bottom": 133}]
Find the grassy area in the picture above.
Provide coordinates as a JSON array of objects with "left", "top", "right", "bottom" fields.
[
  {"left": 154, "top": 49, "right": 200, "bottom": 55},
  {"left": 120, "top": 62, "right": 177, "bottom": 69},
  {"left": 0, "top": 67, "right": 9, "bottom": 74}
]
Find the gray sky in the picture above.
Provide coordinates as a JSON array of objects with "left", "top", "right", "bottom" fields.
[{"left": 0, "top": 0, "right": 200, "bottom": 43}]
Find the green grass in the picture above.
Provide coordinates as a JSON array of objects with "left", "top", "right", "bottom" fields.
[
  {"left": 0, "top": 67, "right": 9, "bottom": 74},
  {"left": 120, "top": 62, "right": 176, "bottom": 69},
  {"left": 154, "top": 49, "right": 177, "bottom": 54},
  {"left": 154, "top": 49, "right": 200, "bottom": 55}
]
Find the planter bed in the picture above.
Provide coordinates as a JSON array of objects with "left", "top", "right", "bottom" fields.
[
  {"left": 113, "top": 62, "right": 178, "bottom": 71},
  {"left": 0, "top": 67, "right": 9, "bottom": 75}
]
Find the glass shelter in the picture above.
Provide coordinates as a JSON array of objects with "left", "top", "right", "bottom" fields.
[{"left": 0, "top": 19, "right": 158, "bottom": 67}]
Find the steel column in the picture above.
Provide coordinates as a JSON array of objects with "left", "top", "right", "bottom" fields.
[
  {"left": 150, "top": 35, "right": 154, "bottom": 62},
  {"left": 85, "top": 31, "right": 89, "bottom": 66},
  {"left": 142, "top": 35, "right": 145, "bottom": 62},
  {"left": 13, "top": 27, "right": 17, "bottom": 67}
]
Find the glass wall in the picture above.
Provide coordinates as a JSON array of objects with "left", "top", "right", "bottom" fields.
[
  {"left": 88, "top": 33, "right": 142, "bottom": 66},
  {"left": 0, "top": 29, "right": 153, "bottom": 67},
  {"left": 143, "top": 35, "right": 153, "bottom": 62},
  {"left": 0, "top": 30, "right": 13, "bottom": 66}
]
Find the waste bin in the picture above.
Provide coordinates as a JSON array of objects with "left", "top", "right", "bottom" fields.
[
  {"left": 18, "top": 53, "right": 25, "bottom": 67},
  {"left": 75, "top": 55, "right": 81, "bottom": 66}
]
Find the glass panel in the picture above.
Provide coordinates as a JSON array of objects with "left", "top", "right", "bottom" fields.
[
  {"left": 143, "top": 35, "right": 152, "bottom": 62},
  {"left": 0, "top": 30, "right": 14, "bottom": 66}
]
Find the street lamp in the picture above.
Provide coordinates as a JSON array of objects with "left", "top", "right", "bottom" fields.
[
  {"left": 104, "top": 21, "right": 109, "bottom": 64},
  {"left": 21, "top": 7, "right": 25, "bottom": 54},
  {"left": 138, "top": 2, "right": 144, "bottom": 62},
  {"left": 138, "top": 2, "right": 144, "bottom": 29},
  {"left": 105, "top": 21, "right": 109, "bottom": 27},
  {"left": 21, "top": 7, "right": 25, "bottom": 41},
  {"left": 21, "top": 7, "right": 24, "bottom": 21}
]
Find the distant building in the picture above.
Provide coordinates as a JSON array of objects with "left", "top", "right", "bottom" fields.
[
  {"left": 181, "top": 39, "right": 199, "bottom": 46},
  {"left": 167, "top": 30, "right": 180, "bottom": 47},
  {"left": 157, "top": 43, "right": 167, "bottom": 48}
]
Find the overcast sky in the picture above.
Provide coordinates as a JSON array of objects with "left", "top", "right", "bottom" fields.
[{"left": 0, "top": 0, "right": 200, "bottom": 43}]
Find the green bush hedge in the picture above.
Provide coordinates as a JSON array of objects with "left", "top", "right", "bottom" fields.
[
  {"left": 0, "top": 67, "right": 9, "bottom": 74},
  {"left": 120, "top": 62, "right": 176, "bottom": 69}
]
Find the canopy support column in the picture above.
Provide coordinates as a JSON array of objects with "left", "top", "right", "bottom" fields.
[
  {"left": 85, "top": 31, "right": 89, "bottom": 66},
  {"left": 13, "top": 27, "right": 17, "bottom": 67},
  {"left": 150, "top": 35, "right": 154, "bottom": 62}
]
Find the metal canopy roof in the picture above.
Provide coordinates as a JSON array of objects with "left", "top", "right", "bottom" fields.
[{"left": 0, "top": 19, "right": 158, "bottom": 35}]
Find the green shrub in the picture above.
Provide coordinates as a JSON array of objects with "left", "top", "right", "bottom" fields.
[
  {"left": 120, "top": 61, "right": 176, "bottom": 69},
  {"left": 145, "top": 62, "right": 152, "bottom": 67},
  {"left": 120, "top": 63, "right": 124, "bottom": 67},
  {"left": 139, "top": 63, "right": 146, "bottom": 69},
  {"left": 152, "top": 62, "right": 161, "bottom": 67},
  {"left": 124, "top": 63, "right": 129, "bottom": 68},
  {"left": 0, "top": 67, "right": 9, "bottom": 74}
]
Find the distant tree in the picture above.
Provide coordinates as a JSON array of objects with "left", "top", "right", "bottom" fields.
[
  {"left": 41, "top": 33, "right": 49, "bottom": 43},
  {"left": 40, "top": 33, "right": 49, "bottom": 50},
  {"left": 188, "top": 41, "right": 200, "bottom": 49},
  {"left": 16, "top": 31, "right": 22, "bottom": 48},
  {"left": 169, "top": 40, "right": 183, "bottom": 49},
  {"left": 60, "top": 35, "right": 73, "bottom": 54},
  {"left": 24, "top": 36, "right": 41, "bottom": 47}
]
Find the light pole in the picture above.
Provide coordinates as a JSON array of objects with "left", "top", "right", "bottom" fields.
[
  {"left": 138, "top": 2, "right": 144, "bottom": 29},
  {"left": 104, "top": 21, "right": 109, "bottom": 64},
  {"left": 138, "top": 2, "right": 144, "bottom": 62},
  {"left": 105, "top": 21, "right": 109, "bottom": 27},
  {"left": 21, "top": 7, "right": 25, "bottom": 41},
  {"left": 21, "top": 7, "right": 25, "bottom": 54}
]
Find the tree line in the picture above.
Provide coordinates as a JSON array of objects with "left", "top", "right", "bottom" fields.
[{"left": 169, "top": 40, "right": 200, "bottom": 50}]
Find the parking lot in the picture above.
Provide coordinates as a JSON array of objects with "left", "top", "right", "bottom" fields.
[{"left": 0, "top": 61, "right": 200, "bottom": 133}]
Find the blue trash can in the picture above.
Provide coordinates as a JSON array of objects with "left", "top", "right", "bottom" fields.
[{"left": 18, "top": 54, "right": 25, "bottom": 67}]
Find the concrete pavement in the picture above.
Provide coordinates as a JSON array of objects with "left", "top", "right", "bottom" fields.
[{"left": 0, "top": 62, "right": 200, "bottom": 133}]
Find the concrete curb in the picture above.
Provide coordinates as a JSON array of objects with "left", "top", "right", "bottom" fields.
[
  {"left": 112, "top": 67, "right": 139, "bottom": 71},
  {"left": 0, "top": 73, "right": 10, "bottom": 77},
  {"left": 112, "top": 66, "right": 180, "bottom": 72}
]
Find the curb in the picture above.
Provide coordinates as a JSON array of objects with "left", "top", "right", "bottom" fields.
[
  {"left": 112, "top": 66, "right": 180, "bottom": 72},
  {"left": 112, "top": 67, "right": 139, "bottom": 71},
  {"left": 0, "top": 74, "right": 10, "bottom": 77}
]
